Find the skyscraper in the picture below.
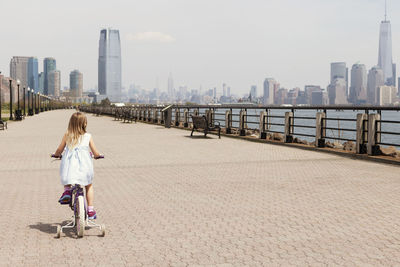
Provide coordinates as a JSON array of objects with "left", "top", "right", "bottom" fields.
[
  {"left": 250, "top": 85, "right": 257, "bottom": 99},
  {"left": 349, "top": 63, "right": 367, "bottom": 104},
  {"left": 223, "top": 83, "right": 227, "bottom": 97},
  {"left": 367, "top": 66, "right": 384, "bottom": 105},
  {"left": 10, "top": 56, "right": 30, "bottom": 88},
  {"left": 48, "top": 70, "right": 61, "bottom": 97},
  {"left": 44, "top": 57, "right": 56, "bottom": 95},
  {"left": 28, "top": 57, "right": 38, "bottom": 92},
  {"left": 263, "top": 78, "right": 276, "bottom": 105},
  {"left": 378, "top": 2, "right": 395, "bottom": 86},
  {"left": 167, "top": 73, "right": 174, "bottom": 98},
  {"left": 38, "top": 72, "right": 44, "bottom": 93},
  {"left": 328, "top": 78, "right": 347, "bottom": 105},
  {"left": 330, "top": 62, "right": 348, "bottom": 96},
  {"left": 98, "top": 28, "right": 122, "bottom": 101},
  {"left": 70, "top": 70, "right": 83, "bottom": 98}
]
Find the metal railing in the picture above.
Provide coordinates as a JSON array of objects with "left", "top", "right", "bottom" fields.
[{"left": 80, "top": 104, "right": 400, "bottom": 155}]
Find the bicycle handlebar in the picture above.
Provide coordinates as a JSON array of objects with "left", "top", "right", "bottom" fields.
[{"left": 51, "top": 153, "right": 104, "bottom": 159}]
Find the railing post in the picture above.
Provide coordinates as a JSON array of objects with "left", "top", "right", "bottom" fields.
[
  {"left": 356, "top": 113, "right": 368, "bottom": 154},
  {"left": 315, "top": 112, "right": 326, "bottom": 147},
  {"left": 367, "top": 113, "right": 381, "bottom": 155},
  {"left": 239, "top": 110, "right": 247, "bottom": 136},
  {"left": 183, "top": 109, "right": 189, "bottom": 127},
  {"left": 225, "top": 110, "right": 232, "bottom": 134},
  {"left": 259, "top": 111, "right": 268, "bottom": 139},
  {"left": 153, "top": 108, "right": 158, "bottom": 123},
  {"left": 160, "top": 108, "right": 164, "bottom": 124},
  {"left": 175, "top": 108, "right": 180, "bottom": 126},
  {"left": 284, "top": 112, "right": 293, "bottom": 143}
]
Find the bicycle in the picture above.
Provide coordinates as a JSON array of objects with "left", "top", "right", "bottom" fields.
[{"left": 51, "top": 154, "right": 106, "bottom": 238}]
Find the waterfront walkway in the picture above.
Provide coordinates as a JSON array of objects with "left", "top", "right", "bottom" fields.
[{"left": 1, "top": 110, "right": 400, "bottom": 266}]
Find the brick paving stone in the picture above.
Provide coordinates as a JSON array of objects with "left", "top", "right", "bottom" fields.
[{"left": 1, "top": 110, "right": 400, "bottom": 266}]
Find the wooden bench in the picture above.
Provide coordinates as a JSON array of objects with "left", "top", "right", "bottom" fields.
[
  {"left": 0, "top": 120, "right": 7, "bottom": 130},
  {"left": 191, "top": 115, "right": 221, "bottom": 139},
  {"left": 14, "top": 110, "right": 24, "bottom": 121}
]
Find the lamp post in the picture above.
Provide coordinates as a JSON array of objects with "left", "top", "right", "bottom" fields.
[
  {"left": 33, "top": 91, "right": 36, "bottom": 114},
  {"left": 0, "top": 71, "right": 2, "bottom": 121},
  {"left": 23, "top": 87, "right": 26, "bottom": 116},
  {"left": 28, "top": 89, "right": 31, "bottom": 116},
  {"left": 17, "top": 80, "right": 20, "bottom": 115},
  {"left": 9, "top": 79, "right": 13, "bottom": 120},
  {"left": 38, "top": 93, "right": 42, "bottom": 114}
]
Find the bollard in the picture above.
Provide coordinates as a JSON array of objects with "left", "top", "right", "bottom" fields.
[
  {"left": 367, "top": 114, "right": 381, "bottom": 155},
  {"left": 315, "top": 112, "right": 326, "bottom": 147},
  {"left": 225, "top": 110, "right": 232, "bottom": 134},
  {"left": 259, "top": 111, "right": 268, "bottom": 139},
  {"left": 175, "top": 109, "right": 180, "bottom": 126},
  {"left": 356, "top": 113, "right": 368, "bottom": 154},
  {"left": 183, "top": 109, "right": 189, "bottom": 127},
  {"left": 239, "top": 110, "right": 247, "bottom": 136},
  {"left": 148, "top": 108, "right": 152, "bottom": 122},
  {"left": 284, "top": 112, "right": 293, "bottom": 143}
]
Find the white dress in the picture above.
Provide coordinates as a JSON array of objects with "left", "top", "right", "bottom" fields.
[{"left": 60, "top": 133, "right": 94, "bottom": 186}]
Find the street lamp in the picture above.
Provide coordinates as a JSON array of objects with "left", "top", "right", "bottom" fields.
[
  {"left": 9, "top": 79, "right": 13, "bottom": 120},
  {"left": 38, "top": 93, "right": 41, "bottom": 114},
  {"left": 17, "top": 80, "right": 20, "bottom": 114},
  {"left": 23, "top": 87, "right": 26, "bottom": 116}
]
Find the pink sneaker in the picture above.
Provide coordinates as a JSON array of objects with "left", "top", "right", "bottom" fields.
[
  {"left": 58, "top": 190, "right": 71, "bottom": 204},
  {"left": 88, "top": 209, "right": 97, "bottom": 220}
]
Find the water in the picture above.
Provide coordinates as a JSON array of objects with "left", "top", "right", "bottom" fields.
[{"left": 180, "top": 108, "right": 400, "bottom": 147}]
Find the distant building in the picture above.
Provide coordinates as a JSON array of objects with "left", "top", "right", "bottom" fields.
[
  {"left": 167, "top": 73, "right": 174, "bottom": 98},
  {"left": 250, "top": 85, "right": 257, "bottom": 100},
  {"left": 70, "top": 70, "right": 83, "bottom": 98},
  {"left": 367, "top": 67, "right": 384, "bottom": 105},
  {"left": 263, "top": 78, "right": 276, "bottom": 105},
  {"left": 328, "top": 78, "right": 347, "bottom": 105},
  {"left": 38, "top": 72, "right": 44, "bottom": 93},
  {"left": 48, "top": 70, "right": 61, "bottom": 97},
  {"left": 10, "top": 56, "right": 30, "bottom": 88},
  {"left": 378, "top": 12, "right": 395, "bottom": 86},
  {"left": 330, "top": 62, "right": 348, "bottom": 95},
  {"left": 227, "top": 87, "right": 231, "bottom": 97},
  {"left": 28, "top": 57, "right": 38, "bottom": 92},
  {"left": 275, "top": 88, "right": 288, "bottom": 105},
  {"left": 223, "top": 83, "right": 227, "bottom": 97},
  {"left": 44, "top": 57, "right": 56, "bottom": 95},
  {"left": 304, "top": 85, "right": 321, "bottom": 104},
  {"left": 98, "top": 28, "right": 122, "bottom": 101},
  {"left": 311, "top": 90, "right": 328, "bottom": 106},
  {"left": 378, "top": 85, "right": 396, "bottom": 105},
  {"left": 349, "top": 63, "right": 367, "bottom": 104}
]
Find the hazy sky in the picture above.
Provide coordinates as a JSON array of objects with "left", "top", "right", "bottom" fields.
[{"left": 1, "top": 0, "right": 399, "bottom": 95}]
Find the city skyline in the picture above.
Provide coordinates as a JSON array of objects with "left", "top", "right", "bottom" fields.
[{"left": 1, "top": 0, "right": 400, "bottom": 94}]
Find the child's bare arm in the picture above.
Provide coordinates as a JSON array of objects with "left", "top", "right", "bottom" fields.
[
  {"left": 89, "top": 137, "right": 101, "bottom": 158},
  {"left": 54, "top": 134, "right": 67, "bottom": 157}
]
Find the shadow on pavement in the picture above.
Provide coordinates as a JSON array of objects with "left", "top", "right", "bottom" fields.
[
  {"left": 29, "top": 221, "right": 104, "bottom": 239},
  {"left": 184, "top": 135, "right": 213, "bottom": 139}
]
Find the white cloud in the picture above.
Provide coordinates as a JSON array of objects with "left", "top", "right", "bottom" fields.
[{"left": 126, "top": 32, "right": 175, "bottom": 43}]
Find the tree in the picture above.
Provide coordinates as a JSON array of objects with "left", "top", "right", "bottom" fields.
[{"left": 100, "top": 98, "right": 111, "bottom": 107}]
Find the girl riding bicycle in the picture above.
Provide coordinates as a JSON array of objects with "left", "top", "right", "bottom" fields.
[{"left": 53, "top": 112, "right": 102, "bottom": 219}]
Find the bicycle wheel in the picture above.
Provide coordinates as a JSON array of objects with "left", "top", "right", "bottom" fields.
[{"left": 76, "top": 195, "right": 85, "bottom": 237}]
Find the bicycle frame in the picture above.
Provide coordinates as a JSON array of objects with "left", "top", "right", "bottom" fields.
[{"left": 59, "top": 184, "right": 102, "bottom": 235}]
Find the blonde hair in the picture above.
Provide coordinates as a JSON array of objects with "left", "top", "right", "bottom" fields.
[{"left": 66, "top": 112, "right": 87, "bottom": 149}]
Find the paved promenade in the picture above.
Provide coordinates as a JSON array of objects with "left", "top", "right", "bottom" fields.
[{"left": 1, "top": 110, "right": 400, "bottom": 266}]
